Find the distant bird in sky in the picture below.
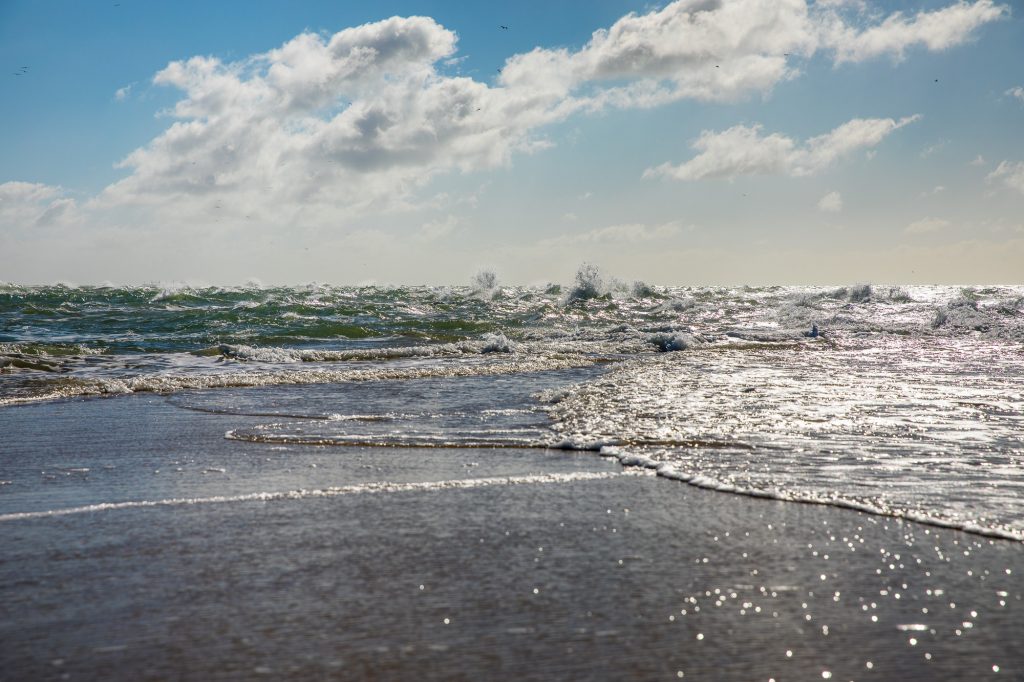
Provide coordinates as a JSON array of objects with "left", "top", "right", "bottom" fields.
[{"left": 499, "top": 25, "right": 509, "bottom": 30}]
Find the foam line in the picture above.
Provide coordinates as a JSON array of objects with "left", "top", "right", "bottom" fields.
[
  {"left": 597, "top": 446, "right": 1024, "bottom": 543},
  {"left": 0, "top": 354, "right": 598, "bottom": 407},
  {"left": 0, "top": 471, "right": 620, "bottom": 522}
]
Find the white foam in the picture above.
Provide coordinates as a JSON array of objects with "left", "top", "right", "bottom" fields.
[
  {"left": 214, "top": 337, "right": 518, "bottom": 363},
  {"left": 649, "top": 332, "right": 700, "bottom": 352},
  {"left": 0, "top": 353, "right": 598, "bottom": 406},
  {"left": 149, "top": 282, "right": 194, "bottom": 302},
  {"left": 599, "top": 446, "right": 1024, "bottom": 543},
  {"left": 0, "top": 471, "right": 620, "bottom": 522}
]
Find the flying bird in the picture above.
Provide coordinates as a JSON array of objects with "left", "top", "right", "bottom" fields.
[{"left": 499, "top": 25, "right": 509, "bottom": 30}]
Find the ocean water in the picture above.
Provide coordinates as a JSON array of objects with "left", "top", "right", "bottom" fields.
[{"left": 2, "top": 277, "right": 1023, "bottom": 540}]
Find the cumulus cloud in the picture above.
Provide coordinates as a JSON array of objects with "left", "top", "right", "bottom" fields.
[
  {"left": 114, "top": 84, "right": 133, "bottom": 101},
  {"left": 1006, "top": 86, "right": 1024, "bottom": 103},
  {"left": 644, "top": 115, "right": 919, "bottom": 181},
  {"left": 0, "top": 182, "right": 78, "bottom": 228},
  {"left": 818, "top": 191, "right": 843, "bottom": 212},
  {"left": 99, "top": 15, "right": 520, "bottom": 223},
  {"left": 819, "top": 0, "right": 1007, "bottom": 64},
  {"left": 540, "top": 221, "right": 682, "bottom": 247},
  {"left": 987, "top": 161, "right": 1024, "bottom": 194},
  {"left": 906, "top": 217, "right": 950, "bottom": 234}
]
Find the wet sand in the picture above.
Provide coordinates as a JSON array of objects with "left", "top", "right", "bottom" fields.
[{"left": 1, "top": 395, "right": 1022, "bottom": 680}]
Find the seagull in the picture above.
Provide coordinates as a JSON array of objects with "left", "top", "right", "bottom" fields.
[{"left": 499, "top": 25, "right": 509, "bottom": 30}]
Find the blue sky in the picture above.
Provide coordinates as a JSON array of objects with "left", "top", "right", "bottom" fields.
[{"left": 1, "top": 0, "right": 1022, "bottom": 285}]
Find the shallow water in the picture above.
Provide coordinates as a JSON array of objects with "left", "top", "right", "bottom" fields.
[{"left": 2, "top": 281, "right": 1023, "bottom": 539}]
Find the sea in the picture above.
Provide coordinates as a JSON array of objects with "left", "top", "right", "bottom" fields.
[{"left": 1, "top": 272, "right": 1022, "bottom": 540}]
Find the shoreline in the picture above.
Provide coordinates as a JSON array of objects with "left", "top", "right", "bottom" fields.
[{"left": 1, "top": 393, "right": 1021, "bottom": 680}]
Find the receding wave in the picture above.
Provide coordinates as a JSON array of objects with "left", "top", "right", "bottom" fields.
[
  {"left": 0, "top": 471, "right": 621, "bottom": 523},
  {"left": 0, "top": 354, "right": 598, "bottom": 405},
  {"left": 597, "top": 446, "right": 1024, "bottom": 543},
  {"left": 200, "top": 333, "right": 518, "bottom": 363},
  {"left": 225, "top": 429, "right": 545, "bottom": 449}
]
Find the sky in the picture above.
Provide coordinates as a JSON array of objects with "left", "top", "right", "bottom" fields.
[{"left": 1, "top": 0, "right": 1023, "bottom": 286}]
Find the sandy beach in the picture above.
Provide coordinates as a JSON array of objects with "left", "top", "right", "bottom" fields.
[{"left": 2, "top": 393, "right": 1020, "bottom": 681}]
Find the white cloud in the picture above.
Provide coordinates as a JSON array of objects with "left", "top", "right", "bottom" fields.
[
  {"left": 906, "top": 217, "right": 950, "bottom": 234},
  {"left": 969, "top": 154, "right": 986, "bottom": 166},
  {"left": 0, "top": 181, "right": 78, "bottom": 228},
  {"left": 820, "top": 0, "right": 1008, "bottom": 64},
  {"left": 987, "top": 160, "right": 1024, "bottom": 194},
  {"left": 815, "top": 0, "right": 868, "bottom": 8},
  {"left": 114, "top": 84, "right": 133, "bottom": 101},
  {"left": 501, "top": 0, "right": 814, "bottom": 109},
  {"left": 818, "top": 191, "right": 843, "bottom": 212},
  {"left": 644, "top": 115, "right": 919, "bottom": 181},
  {"left": 540, "top": 221, "right": 682, "bottom": 247},
  {"left": 920, "top": 185, "right": 946, "bottom": 197},
  {"left": 98, "top": 15, "right": 543, "bottom": 226},
  {"left": 1005, "top": 86, "right": 1024, "bottom": 103}
]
